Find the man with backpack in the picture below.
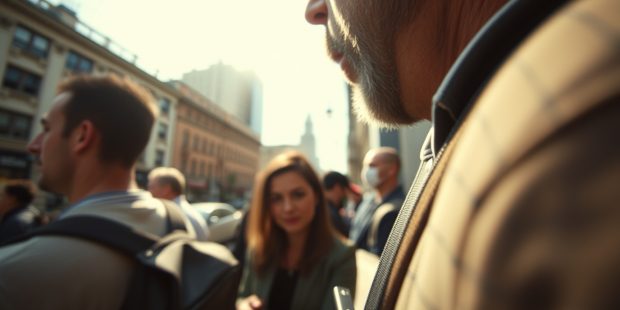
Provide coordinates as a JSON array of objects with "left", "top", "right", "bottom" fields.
[{"left": 0, "top": 74, "right": 197, "bottom": 308}]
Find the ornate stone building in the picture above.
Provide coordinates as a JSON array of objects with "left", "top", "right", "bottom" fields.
[{"left": 0, "top": 0, "right": 261, "bottom": 203}]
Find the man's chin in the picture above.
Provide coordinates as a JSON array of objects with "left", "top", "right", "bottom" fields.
[
  {"left": 351, "top": 86, "right": 415, "bottom": 128},
  {"left": 37, "top": 179, "right": 59, "bottom": 195}
]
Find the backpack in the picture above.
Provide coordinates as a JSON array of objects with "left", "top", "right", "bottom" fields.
[{"left": 9, "top": 199, "right": 241, "bottom": 310}]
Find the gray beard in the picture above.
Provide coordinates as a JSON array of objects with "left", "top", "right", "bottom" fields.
[{"left": 351, "top": 85, "right": 410, "bottom": 129}]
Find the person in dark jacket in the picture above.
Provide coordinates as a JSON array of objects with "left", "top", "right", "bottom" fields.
[
  {"left": 322, "top": 171, "right": 353, "bottom": 237},
  {"left": 0, "top": 180, "right": 41, "bottom": 243},
  {"left": 349, "top": 147, "right": 404, "bottom": 256}
]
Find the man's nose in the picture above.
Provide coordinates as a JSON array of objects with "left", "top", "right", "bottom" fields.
[
  {"left": 305, "top": 0, "right": 327, "bottom": 25},
  {"left": 27, "top": 133, "right": 42, "bottom": 154}
]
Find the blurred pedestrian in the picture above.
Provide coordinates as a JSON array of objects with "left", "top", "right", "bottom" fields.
[
  {"left": 349, "top": 147, "right": 404, "bottom": 256},
  {"left": 231, "top": 209, "right": 250, "bottom": 264},
  {"left": 0, "top": 74, "right": 187, "bottom": 308},
  {"left": 344, "top": 182, "right": 363, "bottom": 217},
  {"left": 322, "top": 171, "right": 352, "bottom": 236},
  {"left": 0, "top": 180, "right": 42, "bottom": 243},
  {"left": 237, "top": 151, "right": 356, "bottom": 310},
  {"left": 148, "top": 167, "right": 210, "bottom": 241}
]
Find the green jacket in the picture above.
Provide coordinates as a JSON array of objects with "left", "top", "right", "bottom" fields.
[{"left": 238, "top": 237, "right": 357, "bottom": 310}]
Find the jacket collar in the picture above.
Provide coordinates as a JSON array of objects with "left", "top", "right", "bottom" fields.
[{"left": 430, "top": 0, "right": 570, "bottom": 157}]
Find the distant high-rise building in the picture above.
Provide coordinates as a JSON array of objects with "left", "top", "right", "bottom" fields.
[{"left": 181, "top": 63, "right": 263, "bottom": 136}]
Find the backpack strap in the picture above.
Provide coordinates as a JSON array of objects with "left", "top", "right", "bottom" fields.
[
  {"left": 381, "top": 127, "right": 461, "bottom": 309},
  {"left": 366, "top": 202, "right": 397, "bottom": 252},
  {"left": 363, "top": 155, "right": 434, "bottom": 310},
  {"left": 365, "top": 104, "right": 471, "bottom": 310},
  {"left": 159, "top": 199, "right": 188, "bottom": 233},
  {"left": 14, "top": 215, "right": 159, "bottom": 256},
  {"left": 2, "top": 199, "right": 188, "bottom": 255},
  {"left": 364, "top": 127, "right": 462, "bottom": 310}
]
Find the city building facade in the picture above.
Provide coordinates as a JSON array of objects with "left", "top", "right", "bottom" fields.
[
  {"left": 0, "top": 0, "right": 261, "bottom": 205},
  {"left": 0, "top": 0, "right": 177, "bottom": 185},
  {"left": 171, "top": 82, "right": 260, "bottom": 202}
]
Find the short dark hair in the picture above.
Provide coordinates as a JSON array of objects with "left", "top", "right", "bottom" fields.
[
  {"left": 4, "top": 180, "right": 36, "bottom": 206},
  {"left": 323, "top": 171, "right": 350, "bottom": 190},
  {"left": 57, "top": 74, "right": 158, "bottom": 167}
]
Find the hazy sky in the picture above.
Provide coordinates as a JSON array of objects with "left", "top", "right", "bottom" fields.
[{"left": 54, "top": 0, "right": 350, "bottom": 172}]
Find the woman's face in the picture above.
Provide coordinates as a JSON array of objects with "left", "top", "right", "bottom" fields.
[{"left": 269, "top": 171, "right": 317, "bottom": 238}]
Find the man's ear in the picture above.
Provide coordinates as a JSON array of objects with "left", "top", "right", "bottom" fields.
[
  {"left": 387, "top": 164, "right": 398, "bottom": 178},
  {"left": 72, "top": 120, "right": 97, "bottom": 154}
]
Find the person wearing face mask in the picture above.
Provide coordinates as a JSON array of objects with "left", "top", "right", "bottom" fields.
[{"left": 349, "top": 147, "right": 405, "bottom": 256}]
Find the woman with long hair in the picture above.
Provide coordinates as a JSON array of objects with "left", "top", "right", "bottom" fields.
[{"left": 237, "top": 151, "right": 356, "bottom": 310}]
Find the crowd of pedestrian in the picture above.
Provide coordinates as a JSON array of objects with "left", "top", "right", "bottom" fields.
[{"left": 1, "top": 0, "right": 618, "bottom": 309}]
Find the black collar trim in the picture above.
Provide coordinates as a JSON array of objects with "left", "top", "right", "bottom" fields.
[{"left": 431, "top": 0, "right": 571, "bottom": 154}]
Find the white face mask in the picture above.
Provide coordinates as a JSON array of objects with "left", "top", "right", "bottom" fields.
[{"left": 363, "top": 167, "right": 381, "bottom": 188}]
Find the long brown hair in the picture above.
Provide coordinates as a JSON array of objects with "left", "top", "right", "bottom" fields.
[{"left": 246, "top": 150, "right": 335, "bottom": 275}]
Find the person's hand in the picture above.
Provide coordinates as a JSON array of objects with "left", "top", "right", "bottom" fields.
[{"left": 237, "top": 295, "right": 263, "bottom": 310}]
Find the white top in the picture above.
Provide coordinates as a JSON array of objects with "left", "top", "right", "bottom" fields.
[{"left": 175, "top": 195, "right": 210, "bottom": 241}]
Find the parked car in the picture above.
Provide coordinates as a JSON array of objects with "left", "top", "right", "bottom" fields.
[{"left": 191, "top": 202, "right": 243, "bottom": 245}]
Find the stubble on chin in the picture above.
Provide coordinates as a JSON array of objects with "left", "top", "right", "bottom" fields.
[{"left": 350, "top": 83, "right": 414, "bottom": 129}]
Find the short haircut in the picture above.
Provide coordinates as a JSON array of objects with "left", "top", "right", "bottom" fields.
[
  {"left": 57, "top": 74, "right": 158, "bottom": 168},
  {"left": 323, "top": 171, "right": 350, "bottom": 190},
  {"left": 4, "top": 180, "right": 36, "bottom": 206},
  {"left": 148, "top": 167, "right": 186, "bottom": 195},
  {"left": 374, "top": 147, "right": 401, "bottom": 169}
]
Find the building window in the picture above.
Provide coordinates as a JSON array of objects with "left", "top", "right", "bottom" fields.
[
  {"left": 155, "top": 150, "right": 165, "bottom": 167},
  {"left": 193, "top": 136, "right": 199, "bottom": 151},
  {"left": 0, "top": 109, "right": 32, "bottom": 140},
  {"left": 2, "top": 65, "right": 42, "bottom": 96},
  {"left": 12, "top": 25, "right": 50, "bottom": 58},
  {"left": 159, "top": 97, "right": 170, "bottom": 114},
  {"left": 65, "top": 50, "right": 94, "bottom": 73},
  {"left": 157, "top": 123, "right": 168, "bottom": 140},
  {"left": 182, "top": 130, "right": 189, "bottom": 147}
]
